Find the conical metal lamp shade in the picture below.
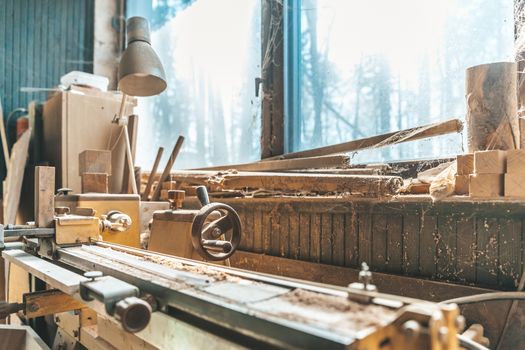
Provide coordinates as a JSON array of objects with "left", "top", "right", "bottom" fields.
[{"left": 118, "top": 17, "right": 167, "bottom": 97}]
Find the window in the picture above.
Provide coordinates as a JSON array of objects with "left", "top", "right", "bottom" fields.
[
  {"left": 286, "top": 0, "right": 515, "bottom": 162},
  {"left": 127, "top": 0, "right": 261, "bottom": 169}
]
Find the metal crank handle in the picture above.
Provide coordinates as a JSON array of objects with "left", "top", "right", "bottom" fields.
[{"left": 201, "top": 239, "right": 233, "bottom": 253}]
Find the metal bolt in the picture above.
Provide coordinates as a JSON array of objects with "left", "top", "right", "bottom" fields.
[
  {"left": 402, "top": 320, "right": 421, "bottom": 339},
  {"left": 359, "top": 262, "right": 372, "bottom": 288},
  {"left": 455, "top": 315, "right": 466, "bottom": 332},
  {"left": 55, "top": 316, "right": 60, "bottom": 323},
  {"left": 211, "top": 227, "right": 222, "bottom": 238},
  {"left": 84, "top": 271, "right": 103, "bottom": 281},
  {"left": 27, "top": 303, "right": 38, "bottom": 313},
  {"left": 73, "top": 330, "right": 79, "bottom": 338},
  {"left": 438, "top": 326, "right": 449, "bottom": 344}
]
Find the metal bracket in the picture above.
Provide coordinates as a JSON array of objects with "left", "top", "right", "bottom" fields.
[{"left": 79, "top": 272, "right": 138, "bottom": 315}]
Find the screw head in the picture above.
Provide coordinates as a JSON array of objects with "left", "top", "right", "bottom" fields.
[
  {"left": 402, "top": 320, "right": 421, "bottom": 339},
  {"left": 84, "top": 271, "right": 103, "bottom": 281}
]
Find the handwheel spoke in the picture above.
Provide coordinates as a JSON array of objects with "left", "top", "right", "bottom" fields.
[{"left": 202, "top": 214, "right": 233, "bottom": 239}]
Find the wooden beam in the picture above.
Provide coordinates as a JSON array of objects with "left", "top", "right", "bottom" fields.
[
  {"left": 265, "top": 118, "right": 463, "bottom": 160},
  {"left": 261, "top": 0, "right": 285, "bottom": 158},
  {"left": 169, "top": 170, "right": 402, "bottom": 197},
  {"left": 34, "top": 166, "right": 55, "bottom": 228},
  {"left": 193, "top": 154, "right": 350, "bottom": 172},
  {"left": 3, "top": 129, "right": 31, "bottom": 225}
]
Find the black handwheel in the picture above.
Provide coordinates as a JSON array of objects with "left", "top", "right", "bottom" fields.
[{"left": 191, "top": 203, "right": 242, "bottom": 261}]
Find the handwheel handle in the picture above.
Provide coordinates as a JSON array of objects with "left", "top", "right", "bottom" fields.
[{"left": 191, "top": 203, "right": 242, "bottom": 261}]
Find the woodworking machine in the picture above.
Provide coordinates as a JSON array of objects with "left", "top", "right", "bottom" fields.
[
  {"left": 0, "top": 171, "right": 473, "bottom": 349},
  {"left": 148, "top": 187, "right": 242, "bottom": 262}
]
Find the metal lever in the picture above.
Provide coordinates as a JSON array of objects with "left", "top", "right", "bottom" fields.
[
  {"left": 196, "top": 186, "right": 210, "bottom": 207},
  {"left": 201, "top": 239, "right": 233, "bottom": 253},
  {"left": 0, "top": 301, "right": 24, "bottom": 319}
]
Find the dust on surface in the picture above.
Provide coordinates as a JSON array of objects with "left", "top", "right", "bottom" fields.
[
  {"left": 254, "top": 289, "right": 397, "bottom": 336},
  {"left": 140, "top": 254, "right": 241, "bottom": 283}
]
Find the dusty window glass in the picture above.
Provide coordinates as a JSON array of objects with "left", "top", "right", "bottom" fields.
[
  {"left": 293, "top": 0, "right": 514, "bottom": 162},
  {"left": 127, "top": 0, "right": 261, "bottom": 169}
]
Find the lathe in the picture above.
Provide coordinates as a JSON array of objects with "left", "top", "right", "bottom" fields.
[{"left": 0, "top": 167, "right": 480, "bottom": 350}]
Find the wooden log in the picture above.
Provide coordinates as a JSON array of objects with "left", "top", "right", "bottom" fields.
[
  {"left": 142, "top": 147, "right": 164, "bottom": 201},
  {"left": 194, "top": 154, "right": 350, "bottom": 172},
  {"left": 168, "top": 170, "right": 402, "bottom": 197},
  {"left": 151, "top": 136, "right": 185, "bottom": 201},
  {"left": 34, "top": 166, "right": 55, "bottom": 228},
  {"left": 265, "top": 118, "right": 463, "bottom": 160},
  {"left": 466, "top": 62, "right": 519, "bottom": 152}
]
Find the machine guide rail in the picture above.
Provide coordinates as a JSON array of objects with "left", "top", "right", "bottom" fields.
[{"left": 3, "top": 241, "right": 463, "bottom": 350}]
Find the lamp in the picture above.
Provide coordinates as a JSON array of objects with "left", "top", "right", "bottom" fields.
[
  {"left": 116, "top": 16, "right": 167, "bottom": 194},
  {"left": 118, "top": 17, "right": 167, "bottom": 96}
]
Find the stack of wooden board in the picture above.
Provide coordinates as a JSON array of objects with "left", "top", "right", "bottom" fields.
[{"left": 505, "top": 150, "right": 525, "bottom": 197}]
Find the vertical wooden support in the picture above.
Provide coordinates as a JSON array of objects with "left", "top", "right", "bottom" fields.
[
  {"left": 34, "top": 166, "right": 55, "bottom": 228},
  {"left": 261, "top": 0, "right": 285, "bottom": 158}
]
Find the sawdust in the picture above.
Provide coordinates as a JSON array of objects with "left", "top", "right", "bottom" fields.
[
  {"left": 272, "top": 289, "right": 396, "bottom": 334},
  {"left": 140, "top": 255, "right": 241, "bottom": 283}
]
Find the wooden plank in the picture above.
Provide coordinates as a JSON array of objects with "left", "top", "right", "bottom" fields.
[
  {"left": 332, "top": 214, "right": 345, "bottom": 266},
  {"left": 34, "top": 166, "right": 55, "bottom": 228},
  {"left": 358, "top": 212, "right": 372, "bottom": 265},
  {"left": 169, "top": 170, "right": 403, "bottom": 197},
  {"left": 320, "top": 213, "right": 332, "bottom": 264},
  {"left": 237, "top": 208, "right": 248, "bottom": 251},
  {"left": 371, "top": 214, "right": 388, "bottom": 270},
  {"left": 253, "top": 210, "right": 263, "bottom": 253},
  {"left": 2, "top": 250, "right": 87, "bottom": 294},
  {"left": 310, "top": 213, "right": 321, "bottom": 263},
  {"left": 476, "top": 217, "right": 499, "bottom": 286},
  {"left": 344, "top": 212, "right": 359, "bottom": 267},
  {"left": 24, "top": 289, "right": 86, "bottom": 318},
  {"left": 498, "top": 218, "right": 521, "bottom": 288},
  {"left": 456, "top": 216, "right": 477, "bottom": 283},
  {"left": 244, "top": 209, "right": 254, "bottom": 252},
  {"left": 298, "top": 212, "right": 310, "bottom": 260},
  {"left": 278, "top": 210, "right": 289, "bottom": 258},
  {"left": 3, "top": 129, "right": 31, "bottom": 225},
  {"left": 0, "top": 100, "right": 9, "bottom": 170},
  {"left": 269, "top": 210, "right": 281, "bottom": 256},
  {"left": 265, "top": 118, "right": 463, "bottom": 160},
  {"left": 402, "top": 214, "right": 420, "bottom": 275},
  {"left": 419, "top": 215, "right": 437, "bottom": 277},
  {"left": 193, "top": 155, "right": 351, "bottom": 172},
  {"left": 262, "top": 210, "right": 271, "bottom": 254},
  {"left": 386, "top": 214, "right": 403, "bottom": 274},
  {"left": 289, "top": 210, "right": 300, "bottom": 259},
  {"left": 437, "top": 215, "right": 457, "bottom": 280}
]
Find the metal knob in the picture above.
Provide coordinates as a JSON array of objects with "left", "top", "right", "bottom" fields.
[
  {"left": 114, "top": 296, "right": 152, "bottom": 333},
  {"left": 168, "top": 190, "right": 185, "bottom": 209},
  {"left": 56, "top": 188, "right": 73, "bottom": 196},
  {"left": 196, "top": 186, "right": 210, "bottom": 207}
]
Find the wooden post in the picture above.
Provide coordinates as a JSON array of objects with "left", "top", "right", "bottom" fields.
[
  {"left": 151, "top": 136, "right": 185, "bottom": 201},
  {"left": 465, "top": 62, "right": 519, "bottom": 152},
  {"left": 34, "top": 166, "right": 55, "bottom": 228},
  {"left": 142, "top": 147, "right": 164, "bottom": 201}
]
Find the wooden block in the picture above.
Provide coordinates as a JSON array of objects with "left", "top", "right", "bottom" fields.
[
  {"left": 34, "top": 166, "right": 55, "bottom": 228},
  {"left": 469, "top": 174, "right": 503, "bottom": 197},
  {"left": 456, "top": 154, "right": 474, "bottom": 175},
  {"left": 79, "top": 150, "right": 111, "bottom": 176},
  {"left": 81, "top": 173, "right": 108, "bottom": 193},
  {"left": 506, "top": 149, "right": 525, "bottom": 173},
  {"left": 505, "top": 173, "right": 525, "bottom": 197},
  {"left": 474, "top": 150, "right": 506, "bottom": 174},
  {"left": 455, "top": 175, "right": 469, "bottom": 195}
]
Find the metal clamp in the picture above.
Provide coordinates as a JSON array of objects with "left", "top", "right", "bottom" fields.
[{"left": 80, "top": 271, "right": 152, "bottom": 333}]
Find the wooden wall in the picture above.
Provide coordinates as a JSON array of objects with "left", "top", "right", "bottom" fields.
[
  {"left": 218, "top": 196, "right": 525, "bottom": 290},
  {"left": 0, "top": 0, "right": 95, "bottom": 180}
]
